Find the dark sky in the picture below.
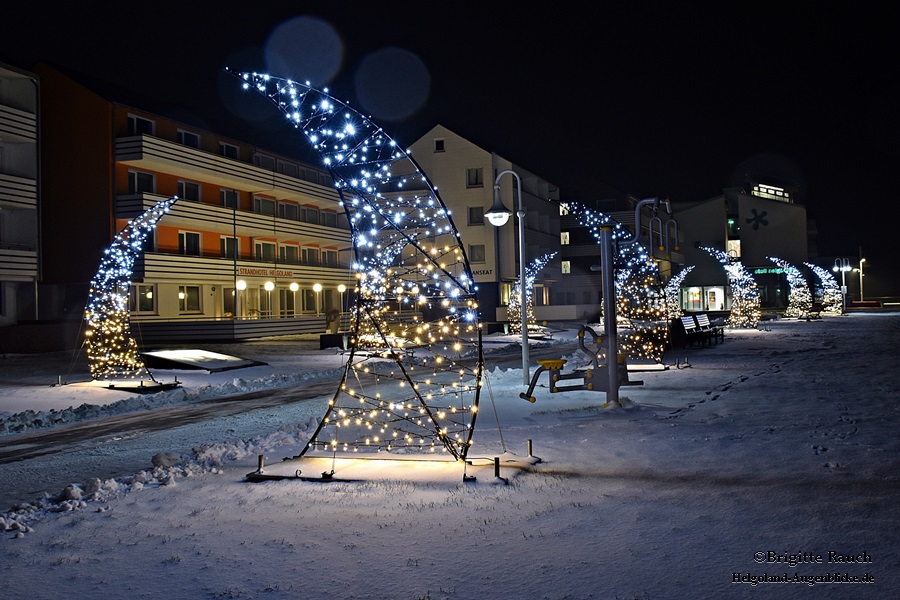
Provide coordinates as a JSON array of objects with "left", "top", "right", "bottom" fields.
[{"left": 4, "top": 3, "right": 897, "bottom": 290}]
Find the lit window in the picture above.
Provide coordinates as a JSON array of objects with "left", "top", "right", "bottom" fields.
[
  {"left": 128, "top": 284, "right": 155, "bottom": 313},
  {"left": 561, "top": 260, "right": 571, "bottom": 274},
  {"left": 178, "top": 285, "right": 201, "bottom": 312},
  {"left": 561, "top": 232, "right": 570, "bottom": 245}
]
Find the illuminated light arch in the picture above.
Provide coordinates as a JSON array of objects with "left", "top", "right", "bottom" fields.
[
  {"left": 83, "top": 197, "right": 177, "bottom": 380},
  {"left": 664, "top": 266, "right": 694, "bottom": 320},
  {"left": 702, "top": 247, "right": 761, "bottom": 328},
  {"left": 768, "top": 257, "right": 811, "bottom": 318},
  {"left": 507, "top": 252, "right": 556, "bottom": 334},
  {"left": 232, "top": 70, "right": 482, "bottom": 461},
  {"left": 804, "top": 262, "right": 842, "bottom": 314},
  {"left": 568, "top": 203, "right": 669, "bottom": 363}
]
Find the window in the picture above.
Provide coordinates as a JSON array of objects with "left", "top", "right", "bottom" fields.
[
  {"left": 322, "top": 249, "right": 338, "bottom": 268},
  {"left": 178, "top": 180, "right": 201, "bottom": 202},
  {"left": 127, "top": 114, "right": 155, "bottom": 136},
  {"left": 301, "top": 246, "right": 320, "bottom": 265},
  {"left": 178, "top": 285, "right": 201, "bottom": 312},
  {"left": 559, "top": 203, "right": 570, "bottom": 216},
  {"left": 220, "top": 142, "right": 239, "bottom": 159},
  {"left": 468, "top": 206, "right": 484, "bottom": 226},
  {"left": 301, "top": 206, "right": 319, "bottom": 224},
  {"left": 254, "top": 196, "right": 276, "bottom": 216},
  {"left": 277, "top": 160, "right": 298, "bottom": 178},
  {"left": 279, "top": 288, "right": 296, "bottom": 317},
  {"left": 302, "top": 289, "right": 317, "bottom": 313},
  {"left": 220, "top": 236, "right": 238, "bottom": 259},
  {"left": 220, "top": 188, "right": 239, "bottom": 209},
  {"left": 560, "top": 232, "right": 570, "bottom": 245},
  {"left": 128, "top": 284, "right": 155, "bottom": 313},
  {"left": 128, "top": 170, "right": 155, "bottom": 194},
  {"left": 179, "top": 231, "right": 201, "bottom": 256},
  {"left": 561, "top": 260, "right": 571, "bottom": 274},
  {"left": 434, "top": 138, "right": 445, "bottom": 152},
  {"left": 468, "top": 244, "right": 486, "bottom": 263},
  {"left": 321, "top": 211, "right": 338, "bottom": 228},
  {"left": 280, "top": 244, "right": 300, "bottom": 265},
  {"left": 466, "top": 168, "right": 484, "bottom": 187},
  {"left": 278, "top": 202, "right": 299, "bottom": 221},
  {"left": 177, "top": 129, "right": 200, "bottom": 148},
  {"left": 253, "top": 153, "right": 276, "bottom": 171},
  {"left": 255, "top": 240, "right": 276, "bottom": 262}
]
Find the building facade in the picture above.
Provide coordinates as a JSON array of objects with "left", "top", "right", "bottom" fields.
[
  {"left": 406, "top": 125, "right": 562, "bottom": 323},
  {"left": 34, "top": 63, "right": 353, "bottom": 344},
  {"left": 0, "top": 62, "right": 39, "bottom": 331}
]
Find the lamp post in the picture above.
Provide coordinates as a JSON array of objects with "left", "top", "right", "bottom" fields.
[
  {"left": 485, "top": 169, "right": 528, "bottom": 386},
  {"left": 833, "top": 258, "right": 850, "bottom": 313},
  {"left": 264, "top": 281, "right": 275, "bottom": 317},
  {"left": 289, "top": 282, "right": 299, "bottom": 318},
  {"left": 858, "top": 258, "right": 866, "bottom": 302},
  {"left": 313, "top": 282, "right": 323, "bottom": 316},
  {"left": 236, "top": 279, "right": 247, "bottom": 319}
]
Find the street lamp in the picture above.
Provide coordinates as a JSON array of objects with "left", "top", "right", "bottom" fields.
[
  {"left": 289, "top": 282, "right": 299, "bottom": 318},
  {"left": 486, "top": 169, "right": 529, "bottom": 386},
  {"left": 338, "top": 284, "right": 347, "bottom": 315},
  {"left": 833, "top": 258, "right": 850, "bottom": 313},
  {"left": 313, "top": 282, "right": 323, "bottom": 316}
]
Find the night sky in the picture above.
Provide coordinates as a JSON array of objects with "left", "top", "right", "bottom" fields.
[{"left": 4, "top": 3, "right": 897, "bottom": 293}]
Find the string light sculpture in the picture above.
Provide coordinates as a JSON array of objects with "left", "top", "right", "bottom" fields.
[
  {"left": 507, "top": 252, "right": 556, "bottom": 334},
  {"left": 804, "top": 262, "right": 842, "bottom": 314},
  {"left": 702, "top": 247, "right": 761, "bottom": 328},
  {"left": 83, "top": 197, "right": 177, "bottom": 380},
  {"left": 664, "top": 266, "right": 694, "bottom": 320},
  {"left": 768, "top": 257, "right": 811, "bottom": 318},
  {"left": 568, "top": 203, "right": 669, "bottom": 362},
  {"left": 232, "top": 70, "right": 483, "bottom": 461}
]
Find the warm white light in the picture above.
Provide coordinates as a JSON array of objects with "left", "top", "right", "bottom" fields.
[
  {"left": 289, "top": 282, "right": 299, "bottom": 292},
  {"left": 485, "top": 210, "right": 511, "bottom": 227},
  {"left": 236, "top": 279, "right": 247, "bottom": 291},
  {"left": 264, "top": 281, "right": 275, "bottom": 292},
  {"left": 313, "top": 283, "right": 323, "bottom": 292},
  {"left": 338, "top": 284, "right": 346, "bottom": 293}
]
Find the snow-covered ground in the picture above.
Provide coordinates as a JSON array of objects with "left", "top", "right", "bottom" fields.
[{"left": 1, "top": 314, "right": 897, "bottom": 599}]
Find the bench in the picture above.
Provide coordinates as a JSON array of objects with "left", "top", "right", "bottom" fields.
[
  {"left": 803, "top": 302, "right": 824, "bottom": 320},
  {"left": 695, "top": 313, "right": 725, "bottom": 344},
  {"left": 678, "top": 315, "right": 712, "bottom": 348}
]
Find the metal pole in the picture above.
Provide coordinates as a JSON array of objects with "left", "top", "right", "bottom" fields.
[
  {"left": 859, "top": 257, "right": 866, "bottom": 302},
  {"left": 600, "top": 225, "right": 620, "bottom": 407}
]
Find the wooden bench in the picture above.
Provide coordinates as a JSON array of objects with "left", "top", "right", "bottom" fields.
[{"left": 695, "top": 313, "right": 725, "bottom": 344}]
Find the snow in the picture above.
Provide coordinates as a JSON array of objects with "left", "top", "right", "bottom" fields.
[{"left": 1, "top": 315, "right": 898, "bottom": 599}]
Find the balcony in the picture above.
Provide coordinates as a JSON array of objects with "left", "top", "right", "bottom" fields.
[
  {"left": 114, "top": 135, "right": 341, "bottom": 205},
  {"left": 134, "top": 252, "right": 350, "bottom": 286},
  {"left": 116, "top": 193, "right": 351, "bottom": 247},
  {"left": 0, "top": 245, "right": 38, "bottom": 281},
  {"left": 0, "top": 173, "right": 37, "bottom": 209},
  {"left": 0, "top": 104, "right": 36, "bottom": 142}
]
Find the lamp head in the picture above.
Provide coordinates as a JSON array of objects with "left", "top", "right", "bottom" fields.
[{"left": 485, "top": 186, "right": 512, "bottom": 227}]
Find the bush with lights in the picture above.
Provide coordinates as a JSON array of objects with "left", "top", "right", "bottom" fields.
[
  {"left": 703, "top": 247, "right": 761, "bottom": 328},
  {"left": 768, "top": 257, "right": 811, "bottom": 318}
]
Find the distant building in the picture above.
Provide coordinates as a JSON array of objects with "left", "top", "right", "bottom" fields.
[
  {"left": 674, "top": 182, "right": 809, "bottom": 312},
  {"left": 0, "top": 62, "right": 39, "bottom": 328},
  {"left": 33, "top": 63, "right": 353, "bottom": 344}
]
